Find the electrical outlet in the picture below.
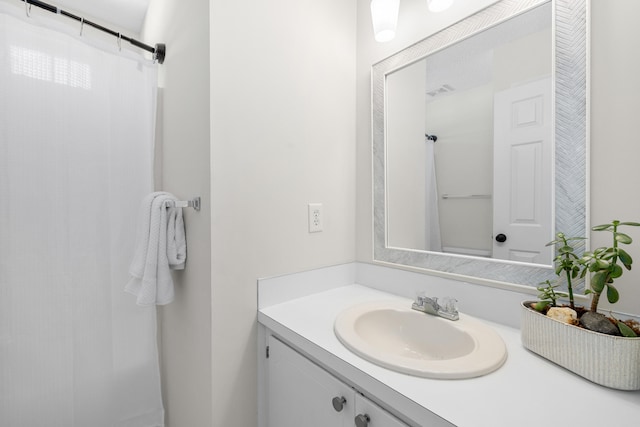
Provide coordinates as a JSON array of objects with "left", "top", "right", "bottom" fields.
[{"left": 308, "top": 203, "right": 323, "bottom": 233}]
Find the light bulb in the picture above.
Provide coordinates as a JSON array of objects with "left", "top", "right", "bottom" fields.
[
  {"left": 427, "top": 0, "right": 454, "bottom": 13},
  {"left": 370, "top": 0, "right": 400, "bottom": 43}
]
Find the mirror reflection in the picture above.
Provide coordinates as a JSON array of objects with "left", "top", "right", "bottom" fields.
[
  {"left": 386, "top": 3, "right": 553, "bottom": 265},
  {"left": 373, "top": 0, "right": 587, "bottom": 289}
]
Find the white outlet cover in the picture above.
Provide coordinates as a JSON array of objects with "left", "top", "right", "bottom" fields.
[{"left": 308, "top": 203, "right": 323, "bottom": 233}]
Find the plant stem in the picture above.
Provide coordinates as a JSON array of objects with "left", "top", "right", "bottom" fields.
[
  {"left": 564, "top": 267, "right": 575, "bottom": 309},
  {"left": 590, "top": 292, "right": 601, "bottom": 312}
]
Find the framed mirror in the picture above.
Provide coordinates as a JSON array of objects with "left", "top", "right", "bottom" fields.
[{"left": 373, "top": 0, "right": 588, "bottom": 289}]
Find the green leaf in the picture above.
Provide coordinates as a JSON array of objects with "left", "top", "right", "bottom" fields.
[
  {"left": 584, "top": 256, "right": 595, "bottom": 263},
  {"left": 592, "top": 224, "right": 612, "bottom": 231},
  {"left": 620, "top": 222, "right": 640, "bottom": 227},
  {"left": 571, "top": 266, "right": 580, "bottom": 278},
  {"left": 591, "top": 271, "right": 607, "bottom": 293},
  {"left": 533, "top": 300, "right": 551, "bottom": 312},
  {"left": 546, "top": 237, "right": 562, "bottom": 246},
  {"left": 618, "top": 321, "right": 638, "bottom": 337},
  {"left": 615, "top": 232, "right": 633, "bottom": 244},
  {"left": 618, "top": 248, "right": 633, "bottom": 267},
  {"left": 559, "top": 245, "right": 574, "bottom": 254},
  {"left": 588, "top": 248, "right": 604, "bottom": 258},
  {"left": 607, "top": 284, "right": 620, "bottom": 304},
  {"left": 594, "top": 259, "right": 611, "bottom": 270},
  {"left": 610, "top": 264, "right": 623, "bottom": 278}
]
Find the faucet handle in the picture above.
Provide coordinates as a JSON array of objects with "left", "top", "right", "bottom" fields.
[{"left": 440, "top": 297, "right": 458, "bottom": 314}]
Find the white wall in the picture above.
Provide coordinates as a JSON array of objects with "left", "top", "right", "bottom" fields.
[
  {"left": 209, "top": 1, "right": 356, "bottom": 427},
  {"left": 430, "top": 83, "right": 494, "bottom": 253},
  {"left": 591, "top": 0, "right": 640, "bottom": 316},
  {"left": 357, "top": 0, "right": 640, "bottom": 317},
  {"left": 142, "top": 0, "right": 212, "bottom": 426},
  {"left": 144, "top": 2, "right": 356, "bottom": 426},
  {"left": 386, "top": 60, "right": 427, "bottom": 250}
]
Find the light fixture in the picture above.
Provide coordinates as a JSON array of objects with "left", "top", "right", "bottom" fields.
[
  {"left": 427, "top": 0, "right": 454, "bottom": 13},
  {"left": 370, "top": 0, "right": 400, "bottom": 43}
]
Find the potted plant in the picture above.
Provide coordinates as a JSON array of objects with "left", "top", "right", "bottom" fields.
[
  {"left": 544, "top": 232, "right": 585, "bottom": 310},
  {"left": 521, "top": 220, "right": 640, "bottom": 390}
]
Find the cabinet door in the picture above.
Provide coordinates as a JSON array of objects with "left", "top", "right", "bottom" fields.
[
  {"left": 354, "top": 395, "right": 410, "bottom": 427},
  {"left": 267, "top": 336, "right": 353, "bottom": 427}
]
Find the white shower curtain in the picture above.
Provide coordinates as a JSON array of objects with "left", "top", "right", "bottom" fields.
[
  {"left": 425, "top": 138, "right": 442, "bottom": 252},
  {"left": 0, "top": 4, "right": 163, "bottom": 426}
]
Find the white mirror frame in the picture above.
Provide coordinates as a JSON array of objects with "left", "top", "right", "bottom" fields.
[{"left": 373, "top": 0, "right": 588, "bottom": 289}]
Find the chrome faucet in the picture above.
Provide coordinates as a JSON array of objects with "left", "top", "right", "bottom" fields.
[{"left": 412, "top": 294, "right": 459, "bottom": 321}]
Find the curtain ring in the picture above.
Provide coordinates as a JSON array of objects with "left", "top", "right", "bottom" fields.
[
  {"left": 80, "top": 17, "right": 84, "bottom": 36},
  {"left": 25, "top": 0, "right": 32, "bottom": 17},
  {"left": 117, "top": 33, "right": 122, "bottom": 51}
]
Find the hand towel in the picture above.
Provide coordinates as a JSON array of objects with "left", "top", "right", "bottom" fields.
[
  {"left": 167, "top": 207, "right": 186, "bottom": 270},
  {"left": 125, "top": 191, "right": 186, "bottom": 306}
]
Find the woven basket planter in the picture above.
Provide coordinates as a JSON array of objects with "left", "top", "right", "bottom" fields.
[{"left": 521, "top": 301, "right": 640, "bottom": 390}]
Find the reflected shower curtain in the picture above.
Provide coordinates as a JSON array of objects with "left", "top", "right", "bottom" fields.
[
  {"left": 425, "top": 138, "right": 442, "bottom": 252},
  {"left": 0, "top": 5, "right": 163, "bottom": 426}
]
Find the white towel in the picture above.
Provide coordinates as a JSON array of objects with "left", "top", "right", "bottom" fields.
[
  {"left": 167, "top": 207, "right": 186, "bottom": 270},
  {"left": 125, "top": 192, "right": 187, "bottom": 305}
]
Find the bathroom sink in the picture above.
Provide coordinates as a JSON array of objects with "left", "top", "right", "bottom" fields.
[{"left": 334, "top": 300, "right": 507, "bottom": 379}]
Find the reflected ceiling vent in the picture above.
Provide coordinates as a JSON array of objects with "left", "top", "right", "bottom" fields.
[{"left": 426, "top": 84, "right": 456, "bottom": 97}]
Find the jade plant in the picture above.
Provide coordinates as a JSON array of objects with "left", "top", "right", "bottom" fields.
[
  {"left": 536, "top": 222, "right": 640, "bottom": 337},
  {"left": 580, "top": 220, "right": 640, "bottom": 313},
  {"left": 533, "top": 279, "right": 568, "bottom": 312},
  {"left": 545, "top": 232, "right": 585, "bottom": 309}
]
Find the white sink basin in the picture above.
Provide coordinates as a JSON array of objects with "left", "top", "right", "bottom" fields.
[{"left": 334, "top": 300, "right": 507, "bottom": 379}]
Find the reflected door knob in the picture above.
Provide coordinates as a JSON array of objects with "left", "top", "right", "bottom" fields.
[
  {"left": 355, "top": 414, "right": 370, "bottom": 427},
  {"left": 495, "top": 233, "right": 507, "bottom": 243},
  {"left": 332, "top": 396, "right": 347, "bottom": 412}
]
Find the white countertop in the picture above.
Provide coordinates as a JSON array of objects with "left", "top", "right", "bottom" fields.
[{"left": 258, "top": 283, "right": 640, "bottom": 427}]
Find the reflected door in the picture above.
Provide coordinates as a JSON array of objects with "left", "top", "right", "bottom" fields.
[{"left": 493, "top": 77, "right": 552, "bottom": 264}]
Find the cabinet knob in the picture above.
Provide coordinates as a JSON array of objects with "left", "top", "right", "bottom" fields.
[
  {"left": 354, "top": 413, "right": 370, "bottom": 427},
  {"left": 495, "top": 233, "right": 507, "bottom": 243},
  {"left": 332, "top": 396, "right": 347, "bottom": 412}
]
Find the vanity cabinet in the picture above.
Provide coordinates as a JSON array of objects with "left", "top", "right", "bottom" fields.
[{"left": 266, "top": 335, "right": 410, "bottom": 427}]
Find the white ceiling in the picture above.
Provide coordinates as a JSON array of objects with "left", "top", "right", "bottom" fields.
[
  {"left": 423, "top": 2, "right": 551, "bottom": 100},
  {"left": 53, "top": 0, "right": 150, "bottom": 34}
]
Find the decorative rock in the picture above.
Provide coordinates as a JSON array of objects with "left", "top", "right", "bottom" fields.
[
  {"left": 547, "top": 307, "right": 578, "bottom": 325},
  {"left": 580, "top": 311, "right": 621, "bottom": 336}
]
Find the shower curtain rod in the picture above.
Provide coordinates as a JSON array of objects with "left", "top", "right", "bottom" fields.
[{"left": 21, "top": 0, "right": 166, "bottom": 64}]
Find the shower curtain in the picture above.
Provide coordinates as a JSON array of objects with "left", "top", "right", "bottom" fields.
[
  {"left": 0, "top": 4, "right": 163, "bottom": 426},
  {"left": 425, "top": 137, "right": 442, "bottom": 252}
]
